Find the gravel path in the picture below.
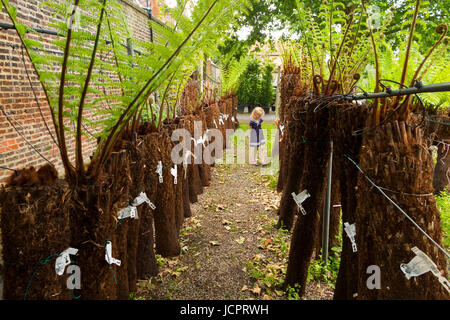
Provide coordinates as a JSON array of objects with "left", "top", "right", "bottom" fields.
[
  {"left": 135, "top": 163, "right": 334, "bottom": 300},
  {"left": 237, "top": 113, "right": 277, "bottom": 123}
]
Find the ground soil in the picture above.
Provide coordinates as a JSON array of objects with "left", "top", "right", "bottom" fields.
[{"left": 134, "top": 163, "right": 333, "bottom": 300}]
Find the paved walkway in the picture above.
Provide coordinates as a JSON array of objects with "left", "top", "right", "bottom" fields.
[{"left": 237, "top": 112, "right": 277, "bottom": 123}]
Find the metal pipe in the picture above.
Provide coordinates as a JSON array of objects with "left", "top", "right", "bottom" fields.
[
  {"left": 346, "top": 82, "right": 450, "bottom": 101},
  {"left": 322, "top": 140, "right": 333, "bottom": 268},
  {"left": 0, "top": 22, "right": 143, "bottom": 55},
  {"left": 0, "top": 22, "right": 58, "bottom": 36}
]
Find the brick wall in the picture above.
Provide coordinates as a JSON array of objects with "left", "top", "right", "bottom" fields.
[{"left": 0, "top": 0, "right": 161, "bottom": 184}]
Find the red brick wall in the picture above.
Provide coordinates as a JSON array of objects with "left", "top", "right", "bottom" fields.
[
  {"left": 0, "top": 0, "right": 158, "bottom": 184},
  {"left": 134, "top": 0, "right": 163, "bottom": 17}
]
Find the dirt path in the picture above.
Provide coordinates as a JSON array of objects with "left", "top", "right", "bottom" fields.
[{"left": 135, "top": 163, "right": 334, "bottom": 300}]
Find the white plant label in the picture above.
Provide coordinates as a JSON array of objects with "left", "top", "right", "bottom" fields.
[
  {"left": 292, "top": 190, "right": 310, "bottom": 215},
  {"left": 344, "top": 222, "right": 358, "bottom": 252},
  {"left": 132, "top": 192, "right": 147, "bottom": 207},
  {"left": 156, "top": 161, "right": 163, "bottom": 183},
  {"left": 118, "top": 205, "right": 138, "bottom": 220},
  {"left": 132, "top": 191, "right": 155, "bottom": 210},
  {"left": 171, "top": 165, "right": 178, "bottom": 185},
  {"left": 401, "top": 246, "right": 450, "bottom": 294}
]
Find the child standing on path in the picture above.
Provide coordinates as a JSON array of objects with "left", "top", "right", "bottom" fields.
[{"left": 249, "top": 107, "right": 267, "bottom": 166}]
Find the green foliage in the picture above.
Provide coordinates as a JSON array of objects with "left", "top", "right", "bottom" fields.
[
  {"left": 237, "top": 59, "right": 261, "bottom": 107},
  {"left": 289, "top": 1, "right": 373, "bottom": 93},
  {"left": 220, "top": 56, "right": 250, "bottom": 96},
  {"left": 1, "top": 0, "right": 249, "bottom": 179},
  {"left": 236, "top": 60, "right": 274, "bottom": 108},
  {"left": 307, "top": 250, "right": 341, "bottom": 288},
  {"left": 358, "top": 0, "right": 450, "bottom": 107},
  {"left": 259, "top": 64, "right": 275, "bottom": 107},
  {"left": 435, "top": 190, "right": 450, "bottom": 247},
  {"left": 285, "top": 284, "right": 301, "bottom": 300}
]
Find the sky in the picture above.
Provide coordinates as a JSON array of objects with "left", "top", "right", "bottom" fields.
[{"left": 166, "top": 0, "right": 177, "bottom": 8}]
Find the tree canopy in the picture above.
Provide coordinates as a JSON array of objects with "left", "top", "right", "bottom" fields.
[{"left": 222, "top": 0, "right": 449, "bottom": 56}]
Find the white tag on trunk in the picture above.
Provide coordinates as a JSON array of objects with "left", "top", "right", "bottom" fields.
[
  {"left": 118, "top": 205, "right": 138, "bottom": 220},
  {"left": 156, "top": 161, "right": 163, "bottom": 183},
  {"left": 292, "top": 190, "right": 310, "bottom": 215},
  {"left": 214, "top": 119, "right": 218, "bottom": 128},
  {"left": 105, "top": 241, "right": 121, "bottom": 266},
  {"left": 132, "top": 191, "right": 156, "bottom": 210},
  {"left": 344, "top": 222, "right": 358, "bottom": 252},
  {"left": 401, "top": 247, "right": 450, "bottom": 293},
  {"left": 132, "top": 192, "right": 147, "bottom": 207},
  {"left": 55, "top": 247, "right": 78, "bottom": 276},
  {"left": 219, "top": 116, "right": 224, "bottom": 126},
  {"left": 171, "top": 165, "right": 178, "bottom": 185},
  {"left": 223, "top": 114, "right": 229, "bottom": 121}
]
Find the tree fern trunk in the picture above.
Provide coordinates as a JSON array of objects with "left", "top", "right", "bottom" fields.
[{"left": 355, "top": 121, "right": 449, "bottom": 299}]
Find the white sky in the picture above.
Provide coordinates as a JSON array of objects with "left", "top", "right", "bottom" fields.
[{"left": 166, "top": 0, "right": 177, "bottom": 8}]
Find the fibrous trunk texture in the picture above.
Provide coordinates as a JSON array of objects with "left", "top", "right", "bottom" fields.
[
  {"left": 277, "top": 72, "right": 301, "bottom": 192},
  {"left": 0, "top": 182, "right": 71, "bottom": 300},
  {"left": 153, "top": 130, "right": 181, "bottom": 257},
  {"left": 355, "top": 121, "right": 449, "bottom": 299},
  {"left": 277, "top": 96, "right": 307, "bottom": 230},
  {"left": 285, "top": 100, "right": 330, "bottom": 296},
  {"left": 330, "top": 103, "right": 369, "bottom": 300},
  {"left": 69, "top": 150, "right": 131, "bottom": 300}
]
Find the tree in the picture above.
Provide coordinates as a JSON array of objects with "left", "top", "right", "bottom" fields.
[
  {"left": 237, "top": 59, "right": 261, "bottom": 108},
  {"left": 258, "top": 64, "right": 275, "bottom": 107}
]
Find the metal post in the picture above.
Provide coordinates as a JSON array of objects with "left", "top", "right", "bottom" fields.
[
  {"left": 275, "top": 66, "right": 281, "bottom": 117},
  {"left": 126, "top": 38, "right": 134, "bottom": 57},
  {"left": 322, "top": 140, "right": 333, "bottom": 268}
]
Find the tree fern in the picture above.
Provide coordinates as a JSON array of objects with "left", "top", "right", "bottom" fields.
[{"left": 1, "top": 0, "right": 250, "bottom": 182}]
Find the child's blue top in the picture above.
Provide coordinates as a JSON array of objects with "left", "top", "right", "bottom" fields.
[{"left": 249, "top": 118, "right": 266, "bottom": 147}]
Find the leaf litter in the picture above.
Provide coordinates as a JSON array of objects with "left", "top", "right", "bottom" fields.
[{"left": 135, "top": 162, "right": 333, "bottom": 300}]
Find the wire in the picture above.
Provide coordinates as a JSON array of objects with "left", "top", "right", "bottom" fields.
[
  {"left": 378, "top": 79, "right": 427, "bottom": 131},
  {"left": 428, "top": 119, "right": 450, "bottom": 126},
  {"left": 0, "top": 106, "right": 54, "bottom": 166},
  {"left": 378, "top": 186, "right": 434, "bottom": 197},
  {"left": 20, "top": 45, "right": 60, "bottom": 150},
  {"left": 0, "top": 165, "right": 18, "bottom": 174},
  {"left": 344, "top": 154, "right": 450, "bottom": 259}
]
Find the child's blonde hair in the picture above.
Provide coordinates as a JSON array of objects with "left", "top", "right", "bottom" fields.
[{"left": 251, "top": 107, "right": 265, "bottom": 121}]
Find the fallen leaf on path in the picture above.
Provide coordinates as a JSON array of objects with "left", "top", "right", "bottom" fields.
[
  {"left": 176, "top": 266, "right": 189, "bottom": 272},
  {"left": 250, "top": 285, "right": 261, "bottom": 295},
  {"left": 209, "top": 241, "right": 220, "bottom": 246},
  {"left": 235, "top": 237, "right": 245, "bottom": 244},
  {"left": 275, "top": 290, "right": 284, "bottom": 297},
  {"left": 167, "top": 260, "right": 179, "bottom": 267},
  {"left": 241, "top": 285, "right": 248, "bottom": 292}
]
